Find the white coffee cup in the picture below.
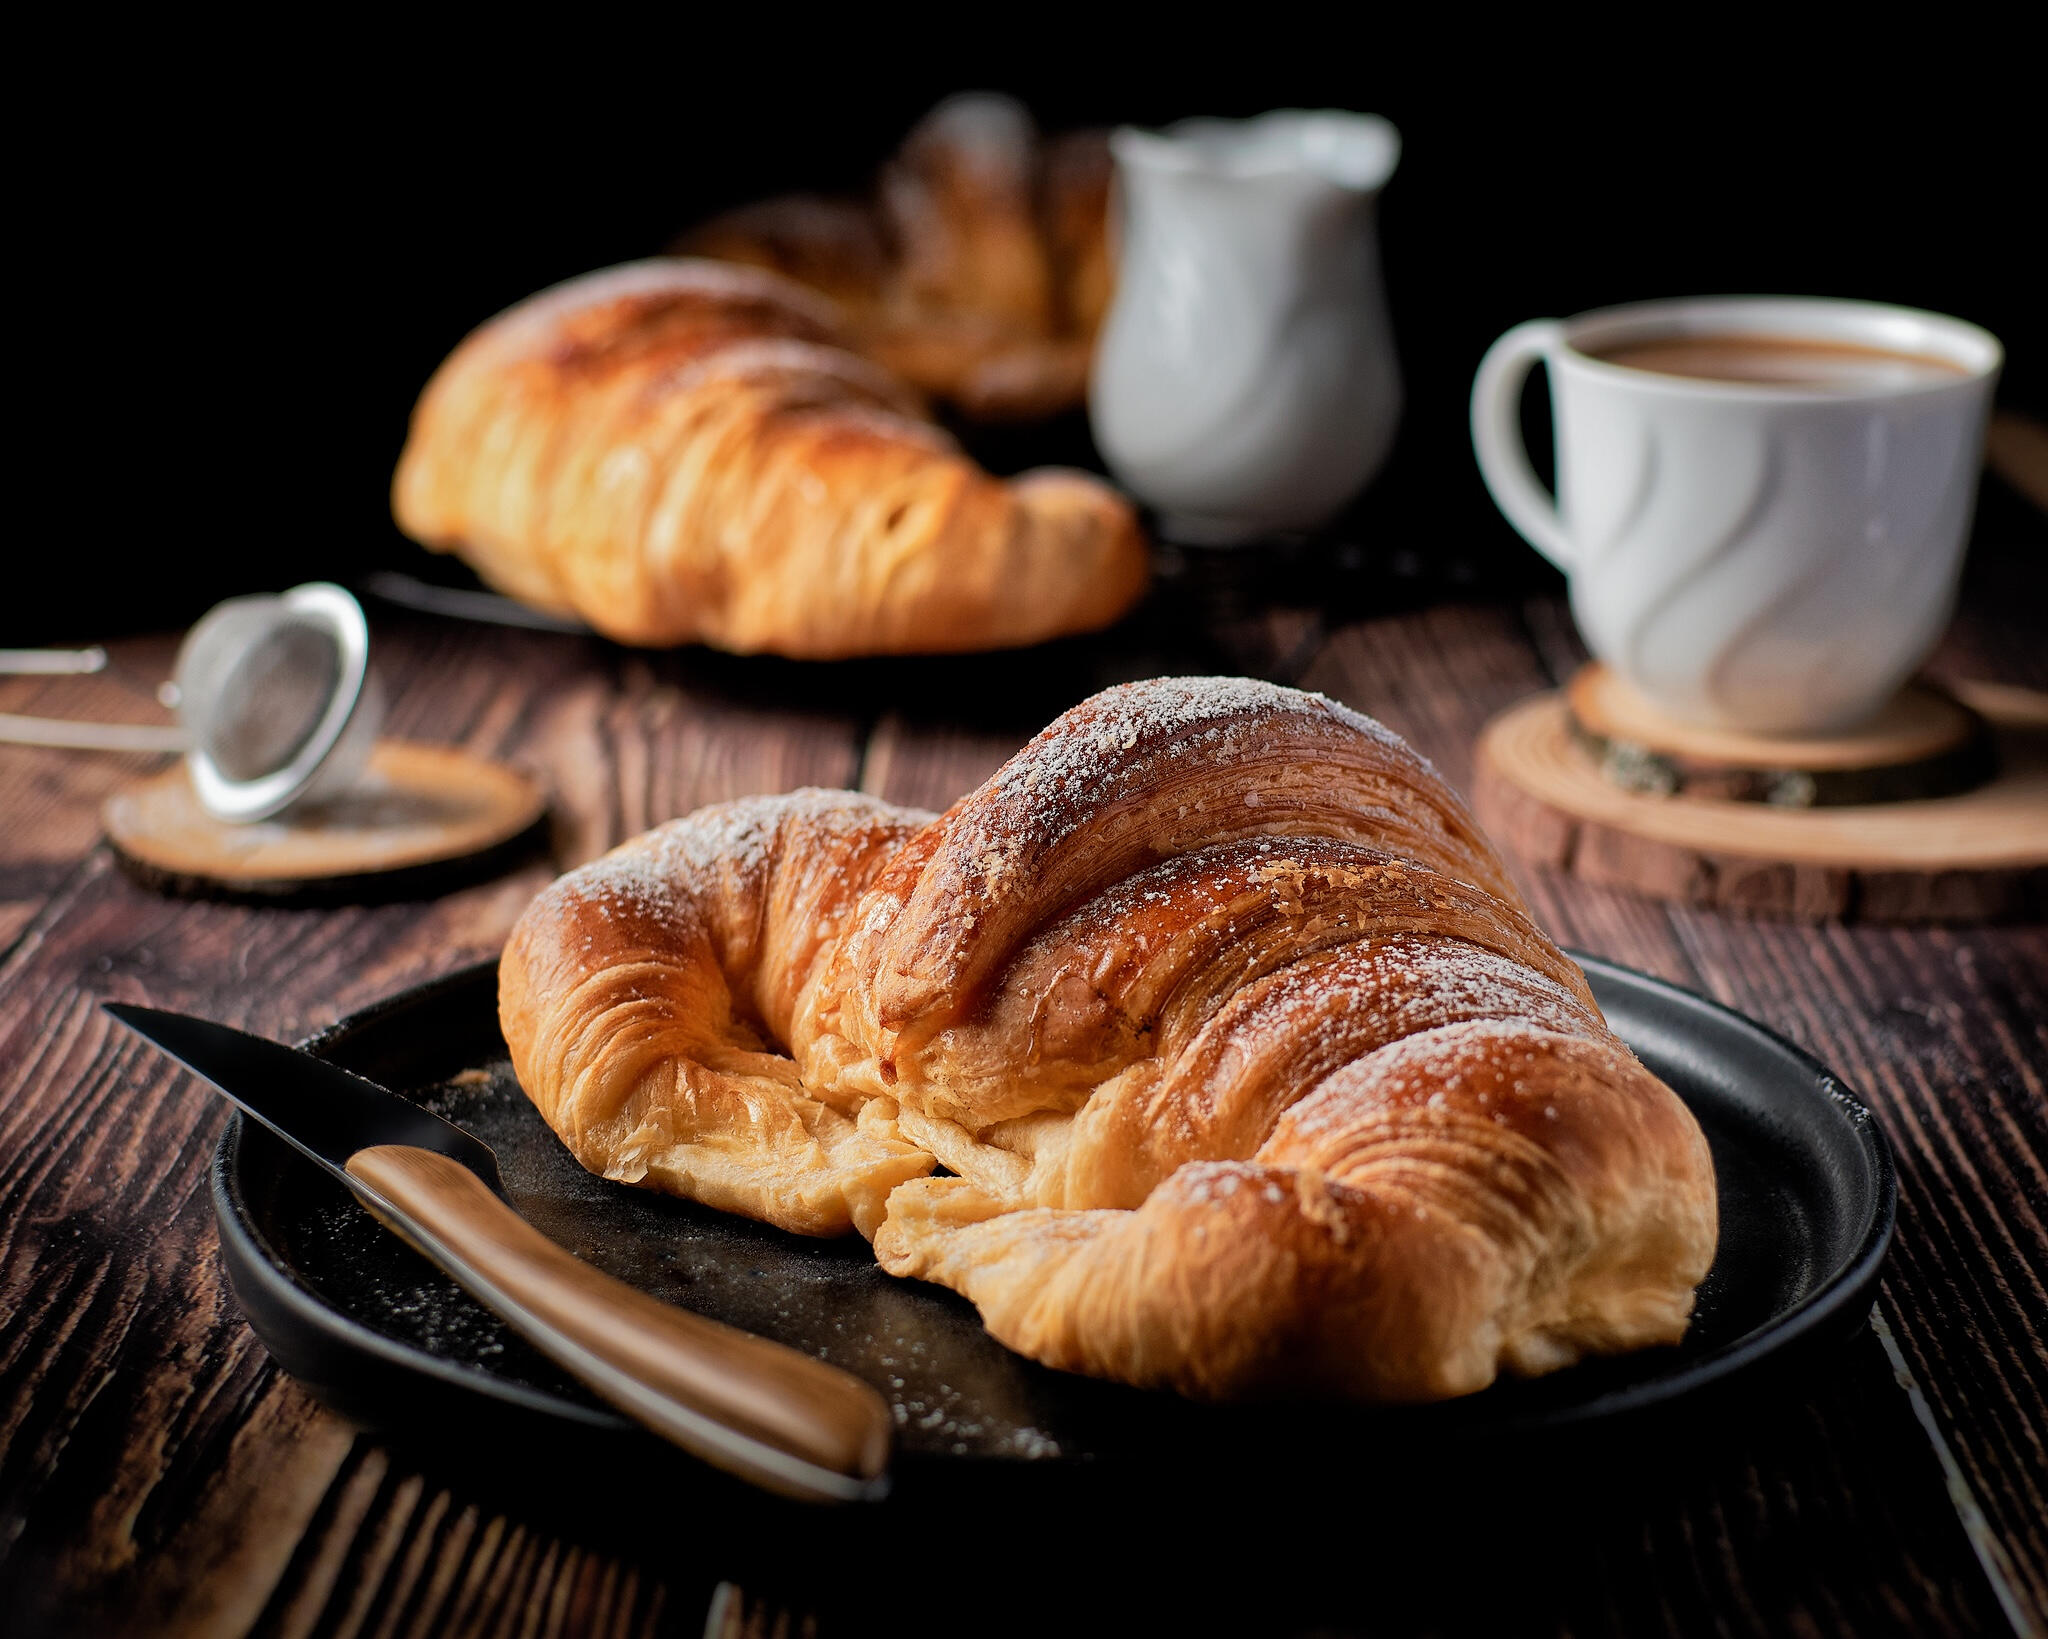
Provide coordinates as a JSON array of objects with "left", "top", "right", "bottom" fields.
[{"left": 1471, "top": 296, "right": 2001, "bottom": 734}]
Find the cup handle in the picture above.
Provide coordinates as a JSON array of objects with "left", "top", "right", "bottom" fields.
[{"left": 1471, "top": 319, "right": 1574, "bottom": 570}]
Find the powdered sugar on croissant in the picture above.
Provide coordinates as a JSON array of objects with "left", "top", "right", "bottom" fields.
[{"left": 500, "top": 679, "right": 1717, "bottom": 1401}]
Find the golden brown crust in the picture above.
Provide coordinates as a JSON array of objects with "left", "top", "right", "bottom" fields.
[
  {"left": 874, "top": 1023, "right": 1713, "bottom": 1401},
  {"left": 851, "top": 678, "right": 1535, "bottom": 1040},
  {"left": 676, "top": 94, "right": 1115, "bottom": 422},
  {"left": 392, "top": 259, "right": 1148, "bottom": 657},
  {"left": 499, "top": 790, "right": 941, "bottom": 1237},
  {"left": 501, "top": 679, "right": 1719, "bottom": 1401}
]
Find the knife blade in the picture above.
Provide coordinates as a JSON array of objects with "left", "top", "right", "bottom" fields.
[{"left": 104, "top": 1001, "right": 893, "bottom": 1503}]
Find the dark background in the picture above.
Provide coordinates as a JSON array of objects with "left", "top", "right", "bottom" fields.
[{"left": 20, "top": 31, "right": 2044, "bottom": 644}]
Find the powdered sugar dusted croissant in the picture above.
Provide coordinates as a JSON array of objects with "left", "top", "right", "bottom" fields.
[
  {"left": 501, "top": 679, "right": 1717, "bottom": 1401},
  {"left": 392, "top": 259, "right": 1146, "bottom": 657}
]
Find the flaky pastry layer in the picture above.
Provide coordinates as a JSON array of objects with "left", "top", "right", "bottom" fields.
[{"left": 501, "top": 679, "right": 1718, "bottom": 1401}]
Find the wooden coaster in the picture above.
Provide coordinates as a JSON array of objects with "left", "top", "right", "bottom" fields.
[
  {"left": 104, "top": 740, "right": 548, "bottom": 901},
  {"left": 1475, "top": 678, "right": 2048, "bottom": 922},
  {"left": 1566, "top": 665, "right": 1994, "bottom": 805}
]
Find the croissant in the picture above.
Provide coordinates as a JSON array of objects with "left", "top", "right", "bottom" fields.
[
  {"left": 501, "top": 679, "right": 1718, "bottom": 1402},
  {"left": 677, "top": 92, "right": 1114, "bottom": 421},
  {"left": 391, "top": 259, "right": 1146, "bottom": 657}
]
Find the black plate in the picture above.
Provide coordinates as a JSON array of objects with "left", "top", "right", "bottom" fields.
[{"left": 211, "top": 954, "right": 1894, "bottom": 1471}]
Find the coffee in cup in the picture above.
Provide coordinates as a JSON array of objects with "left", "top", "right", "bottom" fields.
[
  {"left": 1471, "top": 297, "right": 2001, "bottom": 735},
  {"left": 1586, "top": 332, "right": 1971, "bottom": 391}
]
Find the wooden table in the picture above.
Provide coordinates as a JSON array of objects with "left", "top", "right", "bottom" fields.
[{"left": 3, "top": 554, "right": 2043, "bottom": 1638}]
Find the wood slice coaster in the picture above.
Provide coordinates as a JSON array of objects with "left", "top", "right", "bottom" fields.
[
  {"left": 104, "top": 740, "right": 549, "bottom": 903},
  {"left": 1475, "top": 677, "right": 2048, "bottom": 923},
  {"left": 1566, "top": 665, "right": 1994, "bottom": 805}
]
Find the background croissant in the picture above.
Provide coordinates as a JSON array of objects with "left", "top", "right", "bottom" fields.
[
  {"left": 501, "top": 678, "right": 1718, "bottom": 1402},
  {"left": 677, "top": 92, "right": 1114, "bottom": 422},
  {"left": 392, "top": 259, "right": 1146, "bottom": 657}
]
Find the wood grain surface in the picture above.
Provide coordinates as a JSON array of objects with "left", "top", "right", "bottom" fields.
[
  {"left": 1559, "top": 663, "right": 2000, "bottom": 806},
  {"left": 103, "top": 741, "right": 549, "bottom": 900},
  {"left": 1471, "top": 683, "right": 2048, "bottom": 921},
  {"left": 2, "top": 564, "right": 2043, "bottom": 1637}
]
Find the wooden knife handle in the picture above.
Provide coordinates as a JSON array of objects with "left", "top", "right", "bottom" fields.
[{"left": 343, "top": 1144, "right": 892, "bottom": 1503}]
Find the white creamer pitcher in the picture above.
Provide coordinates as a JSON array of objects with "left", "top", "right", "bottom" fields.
[{"left": 1090, "top": 110, "right": 1402, "bottom": 543}]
